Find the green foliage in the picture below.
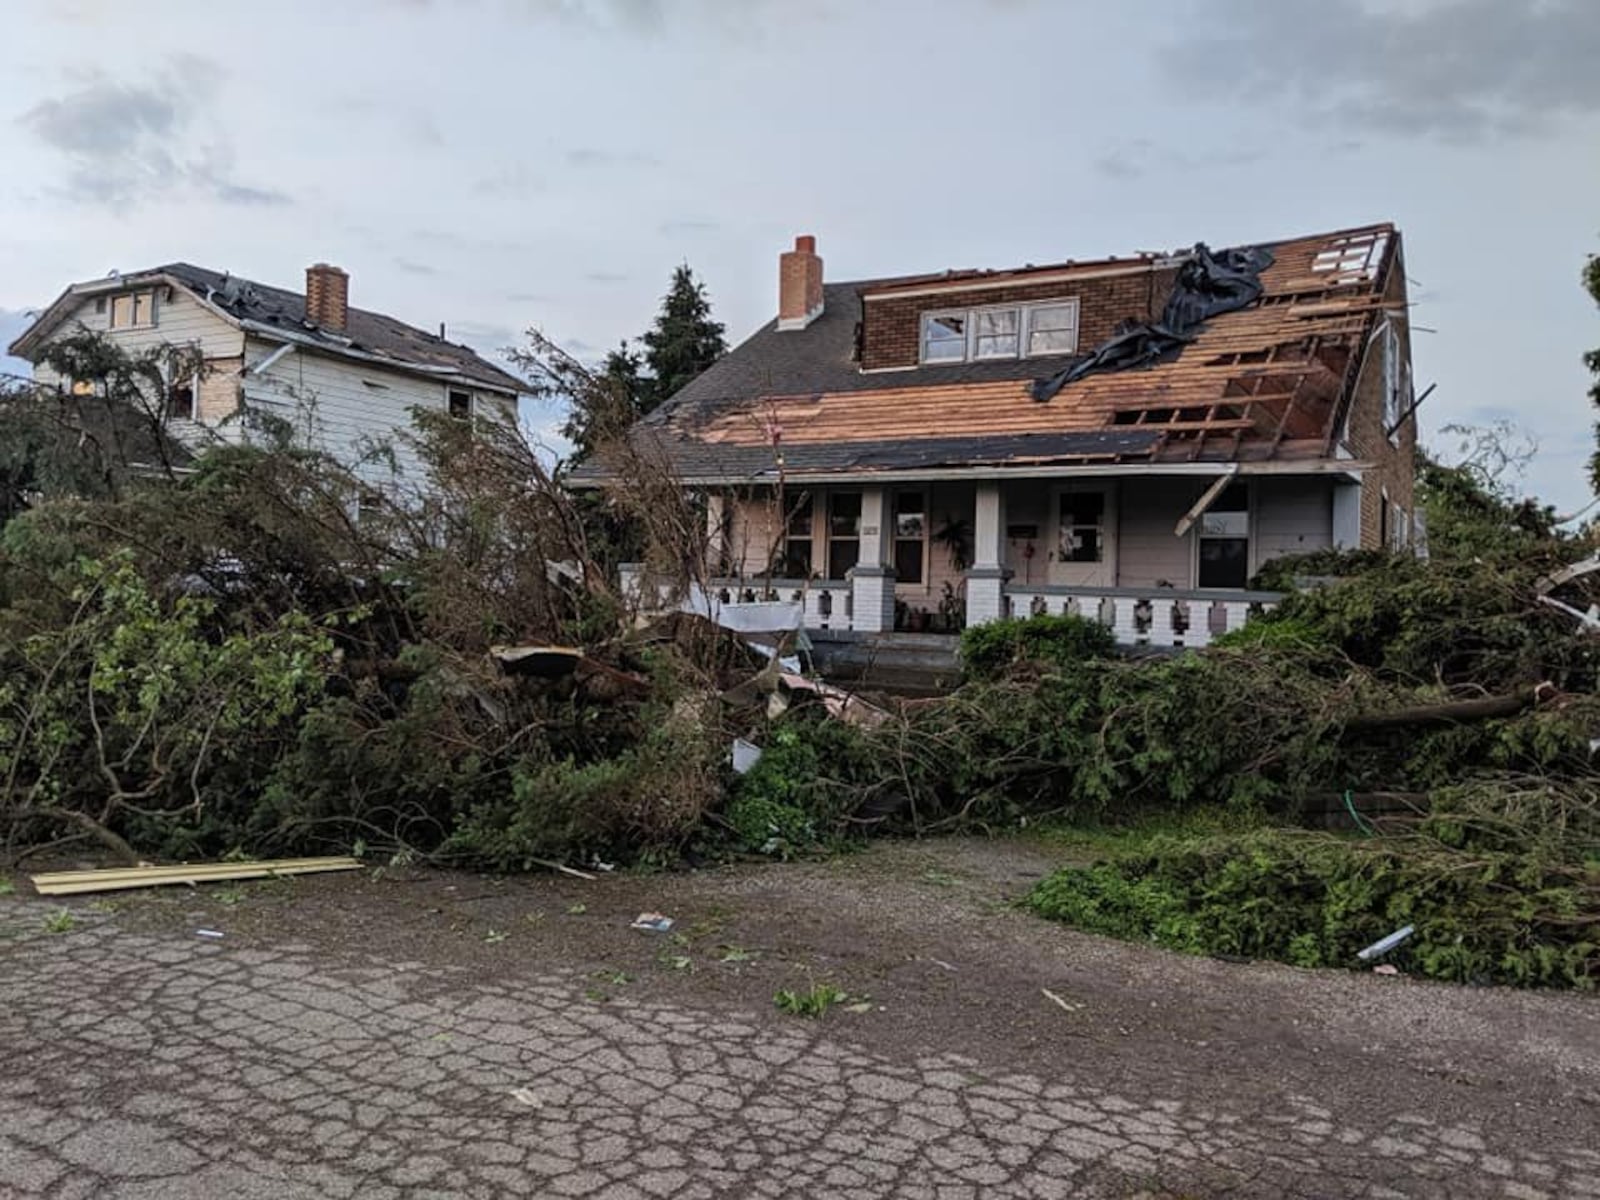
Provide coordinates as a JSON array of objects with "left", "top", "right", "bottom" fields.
[
  {"left": 1028, "top": 796, "right": 1598, "bottom": 990},
  {"left": 959, "top": 613, "right": 1115, "bottom": 680},
  {"left": 728, "top": 717, "right": 879, "bottom": 849},
  {"left": 641, "top": 264, "right": 726, "bottom": 410},
  {"left": 41, "top": 910, "right": 77, "bottom": 934},
  {"left": 774, "top": 981, "right": 846, "bottom": 1018}
]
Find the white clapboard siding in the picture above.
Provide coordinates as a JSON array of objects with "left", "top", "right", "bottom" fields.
[
  {"left": 241, "top": 337, "right": 506, "bottom": 487},
  {"left": 62, "top": 286, "right": 243, "bottom": 359}
]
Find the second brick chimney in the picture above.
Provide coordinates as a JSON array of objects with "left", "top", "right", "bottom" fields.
[
  {"left": 778, "top": 235, "right": 823, "bottom": 331},
  {"left": 305, "top": 263, "right": 350, "bottom": 332}
]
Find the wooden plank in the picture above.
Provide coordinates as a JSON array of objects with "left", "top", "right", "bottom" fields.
[{"left": 31, "top": 856, "right": 364, "bottom": 896}]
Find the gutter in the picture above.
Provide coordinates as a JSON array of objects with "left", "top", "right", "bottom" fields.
[{"left": 570, "top": 459, "right": 1372, "bottom": 489}]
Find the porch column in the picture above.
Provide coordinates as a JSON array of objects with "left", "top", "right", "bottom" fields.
[
  {"left": 966, "top": 481, "right": 1011, "bottom": 626},
  {"left": 848, "top": 486, "right": 896, "bottom": 633},
  {"left": 1332, "top": 481, "right": 1362, "bottom": 550}
]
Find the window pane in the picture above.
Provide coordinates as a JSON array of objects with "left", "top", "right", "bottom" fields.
[
  {"left": 894, "top": 538, "right": 923, "bottom": 584},
  {"left": 922, "top": 314, "right": 966, "bottom": 361},
  {"left": 1200, "top": 511, "right": 1248, "bottom": 538},
  {"left": 973, "top": 309, "right": 1018, "bottom": 336},
  {"left": 780, "top": 540, "right": 813, "bottom": 578},
  {"left": 1029, "top": 328, "right": 1076, "bottom": 355},
  {"left": 786, "top": 493, "right": 813, "bottom": 536},
  {"left": 1063, "top": 492, "right": 1104, "bottom": 525},
  {"left": 1030, "top": 303, "right": 1077, "bottom": 332},
  {"left": 828, "top": 539, "right": 860, "bottom": 580},
  {"left": 974, "top": 333, "right": 1019, "bottom": 358},
  {"left": 829, "top": 492, "right": 861, "bottom": 536},
  {"left": 110, "top": 295, "right": 133, "bottom": 328},
  {"left": 132, "top": 292, "right": 152, "bottom": 325},
  {"left": 1198, "top": 539, "right": 1249, "bottom": 588},
  {"left": 894, "top": 491, "right": 925, "bottom": 539}
]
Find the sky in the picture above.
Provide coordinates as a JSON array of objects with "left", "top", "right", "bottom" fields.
[{"left": 2, "top": 0, "right": 1597, "bottom": 509}]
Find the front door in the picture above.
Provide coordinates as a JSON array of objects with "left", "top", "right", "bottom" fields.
[
  {"left": 1049, "top": 483, "right": 1117, "bottom": 587},
  {"left": 1197, "top": 483, "right": 1250, "bottom": 588}
]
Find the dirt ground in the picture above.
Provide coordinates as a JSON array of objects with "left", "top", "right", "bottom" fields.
[{"left": 4, "top": 835, "right": 1598, "bottom": 1198}]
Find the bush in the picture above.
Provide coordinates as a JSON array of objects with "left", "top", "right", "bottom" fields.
[
  {"left": 959, "top": 613, "right": 1115, "bottom": 680},
  {"left": 1028, "top": 785, "right": 1599, "bottom": 990}
]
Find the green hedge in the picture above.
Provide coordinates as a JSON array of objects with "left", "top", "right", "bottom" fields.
[{"left": 959, "top": 613, "right": 1115, "bottom": 680}]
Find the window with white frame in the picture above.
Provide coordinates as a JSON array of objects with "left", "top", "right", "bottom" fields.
[
  {"left": 109, "top": 290, "right": 156, "bottom": 330},
  {"left": 919, "top": 299, "right": 1079, "bottom": 364}
]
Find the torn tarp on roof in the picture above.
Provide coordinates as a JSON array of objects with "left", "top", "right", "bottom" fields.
[{"left": 1031, "top": 243, "right": 1274, "bottom": 402}]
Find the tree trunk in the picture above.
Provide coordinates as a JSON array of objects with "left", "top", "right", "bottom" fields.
[{"left": 1341, "top": 684, "right": 1550, "bottom": 736}]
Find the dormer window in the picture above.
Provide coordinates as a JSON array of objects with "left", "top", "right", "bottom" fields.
[{"left": 919, "top": 299, "right": 1079, "bottom": 364}]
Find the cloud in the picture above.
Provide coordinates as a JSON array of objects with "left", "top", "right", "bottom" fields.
[
  {"left": 659, "top": 218, "right": 719, "bottom": 236},
  {"left": 584, "top": 271, "right": 629, "bottom": 284},
  {"left": 474, "top": 166, "right": 545, "bottom": 197},
  {"left": 17, "top": 57, "right": 290, "bottom": 208},
  {"left": 394, "top": 257, "right": 439, "bottom": 276},
  {"left": 1166, "top": 0, "right": 1600, "bottom": 143},
  {"left": 565, "top": 147, "right": 661, "bottom": 169},
  {"left": 1091, "top": 138, "right": 1265, "bottom": 181}
]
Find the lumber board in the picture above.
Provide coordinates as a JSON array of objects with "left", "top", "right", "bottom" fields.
[{"left": 30, "top": 856, "right": 364, "bottom": 896}]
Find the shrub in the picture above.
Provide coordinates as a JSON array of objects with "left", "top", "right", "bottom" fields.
[
  {"left": 959, "top": 613, "right": 1114, "bottom": 680},
  {"left": 1028, "top": 786, "right": 1599, "bottom": 990}
]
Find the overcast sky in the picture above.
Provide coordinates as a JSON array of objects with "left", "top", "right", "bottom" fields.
[{"left": 3, "top": 0, "right": 1597, "bottom": 508}]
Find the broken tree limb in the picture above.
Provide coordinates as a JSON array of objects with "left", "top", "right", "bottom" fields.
[{"left": 1339, "top": 684, "right": 1552, "bottom": 736}]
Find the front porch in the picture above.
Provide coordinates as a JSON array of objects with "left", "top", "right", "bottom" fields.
[{"left": 620, "top": 466, "right": 1363, "bottom": 650}]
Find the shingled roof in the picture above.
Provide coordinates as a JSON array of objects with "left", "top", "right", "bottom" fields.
[
  {"left": 583, "top": 223, "right": 1400, "bottom": 484},
  {"left": 10, "top": 262, "right": 526, "bottom": 395}
]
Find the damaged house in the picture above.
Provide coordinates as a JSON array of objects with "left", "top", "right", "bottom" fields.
[
  {"left": 7, "top": 262, "right": 524, "bottom": 493},
  {"left": 587, "top": 224, "right": 1419, "bottom": 650}
]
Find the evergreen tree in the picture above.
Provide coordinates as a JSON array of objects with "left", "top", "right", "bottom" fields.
[{"left": 641, "top": 264, "right": 726, "bottom": 413}]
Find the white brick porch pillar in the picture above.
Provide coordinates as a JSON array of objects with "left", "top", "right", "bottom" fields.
[
  {"left": 966, "top": 481, "right": 1012, "bottom": 626},
  {"left": 848, "top": 487, "right": 896, "bottom": 632}
]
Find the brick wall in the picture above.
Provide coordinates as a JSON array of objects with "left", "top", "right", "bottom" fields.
[
  {"left": 859, "top": 266, "right": 1178, "bottom": 370},
  {"left": 1339, "top": 249, "right": 1417, "bottom": 549}
]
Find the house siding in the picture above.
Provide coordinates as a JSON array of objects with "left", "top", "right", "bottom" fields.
[
  {"left": 860, "top": 266, "right": 1177, "bottom": 371},
  {"left": 241, "top": 337, "right": 513, "bottom": 488},
  {"left": 1341, "top": 251, "right": 1417, "bottom": 548},
  {"left": 30, "top": 287, "right": 242, "bottom": 391},
  {"left": 1254, "top": 476, "right": 1334, "bottom": 566}
]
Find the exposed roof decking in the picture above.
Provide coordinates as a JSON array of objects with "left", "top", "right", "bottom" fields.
[{"left": 624, "top": 223, "right": 1400, "bottom": 482}]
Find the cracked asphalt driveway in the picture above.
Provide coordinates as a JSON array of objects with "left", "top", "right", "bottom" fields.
[{"left": 2, "top": 838, "right": 1598, "bottom": 1198}]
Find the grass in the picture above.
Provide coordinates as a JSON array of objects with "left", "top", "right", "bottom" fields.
[
  {"left": 1030, "top": 805, "right": 1268, "bottom": 862},
  {"left": 774, "top": 981, "right": 846, "bottom": 1018},
  {"left": 42, "top": 909, "right": 77, "bottom": 934},
  {"left": 0, "top": 877, "right": 15, "bottom": 897}
]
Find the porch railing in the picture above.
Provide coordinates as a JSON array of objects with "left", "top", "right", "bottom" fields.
[
  {"left": 617, "top": 565, "right": 853, "bottom": 633},
  {"left": 1001, "top": 583, "right": 1283, "bottom": 649}
]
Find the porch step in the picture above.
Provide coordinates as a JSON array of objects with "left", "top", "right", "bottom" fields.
[{"left": 807, "top": 630, "right": 962, "bottom": 696}]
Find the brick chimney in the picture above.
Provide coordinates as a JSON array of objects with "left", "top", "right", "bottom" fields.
[
  {"left": 778, "top": 235, "right": 823, "bottom": 331},
  {"left": 305, "top": 263, "right": 349, "bottom": 332}
]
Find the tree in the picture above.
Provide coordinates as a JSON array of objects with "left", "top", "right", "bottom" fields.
[
  {"left": 641, "top": 264, "right": 725, "bottom": 414},
  {"left": 1585, "top": 248, "right": 1600, "bottom": 490},
  {"left": 515, "top": 263, "right": 725, "bottom": 466}
]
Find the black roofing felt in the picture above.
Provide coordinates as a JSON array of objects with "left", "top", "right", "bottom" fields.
[
  {"left": 156, "top": 263, "right": 525, "bottom": 393},
  {"left": 570, "top": 429, "right": 1161, "bottom": 484}
]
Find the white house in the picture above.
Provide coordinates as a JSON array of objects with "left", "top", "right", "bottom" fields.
[{"left": 7, "top": 261, "right": 525, "bottom": 491}]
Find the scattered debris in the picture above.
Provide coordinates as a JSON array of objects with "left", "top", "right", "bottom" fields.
[
  {"left": 630, "top": 912, "right": 675, "bottom": 933},
  {"left": 489, "top": 644, "right": 583, "bottom": 678},
  {"left": 195, "top": 929, "right": 224, "bottom": 940},
  {"left": 509, "top": 1087, "right": 543, "bottom": 1108},
  {"left": 566, "top": 903, "right": 588, "bottom": 915},
  {"left": 731, "top": 738, "right": 763, "bottom": 774},
  {"left": 1357, "top": 924, "right": 1416, "bottom": 962},
  {"left": 30, "top": 856, "right": 363, "bottom": 896},
  {"left": 1372, "top": 964, "right": 1401, "bottom": 976},
  {"left": 1042, "top": 988, "right": 1085, "bottom": 1013}
]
